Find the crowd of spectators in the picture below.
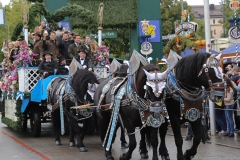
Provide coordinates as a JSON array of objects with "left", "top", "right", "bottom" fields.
[{"left": 1, "top": 21, "right": 99, "bottom": 78}]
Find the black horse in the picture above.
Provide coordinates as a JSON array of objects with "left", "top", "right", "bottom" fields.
[
  {"left": 47, "top": 69, "right": 98, "bottom": 152},
  {"left": 162, "top": 53, "right": 224, "bottom": 160},
  {"left": 94, "top": 64, "right": 170, "bottom": 160}
]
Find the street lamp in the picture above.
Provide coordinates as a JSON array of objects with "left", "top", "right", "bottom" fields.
[{"left": 22, "top": 0, "right": 29, "bottom": 44}]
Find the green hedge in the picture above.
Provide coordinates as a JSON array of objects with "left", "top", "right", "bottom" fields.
[{"left": 1, "top": 92, "right": 30, "bottom": 131}]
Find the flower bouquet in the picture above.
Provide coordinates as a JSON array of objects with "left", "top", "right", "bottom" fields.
[
  {"left": 1, "top": 58, "right": 11, "bottom": 71},
  {"left": 95, "top": 44, "right": 110, "bottom": 67},
  {"left": 0, "top": 69, "right": 18, "bottom": 92},
  {"left": 13, "top": 43, "right": 36, "bottom": 68}
]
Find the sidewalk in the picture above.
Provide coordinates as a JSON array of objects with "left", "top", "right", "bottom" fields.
[{"left": 168, "top": 126, "right": 240, "bottom": 149}]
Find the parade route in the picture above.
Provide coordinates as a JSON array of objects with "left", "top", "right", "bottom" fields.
[{"left": 1, "top": 115, "right": 240, "bottom": 160}]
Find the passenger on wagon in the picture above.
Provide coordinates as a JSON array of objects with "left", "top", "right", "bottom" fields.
[
  {"left": 57, "top": 56, "right": 69, "bottom": 75},
  {"left": 38, "top": 50, "right": 58, "bottom": 78},
  {"left": 76, "top": 49, "right": 93, "bottom": 72}
]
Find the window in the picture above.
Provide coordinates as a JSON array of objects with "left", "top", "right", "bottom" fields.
[
  {"left": 213, "top": 19, "right": 215, "bottom": 24},
  {"left": 214, "top": 29, "right": 216, "bottom": 35}
]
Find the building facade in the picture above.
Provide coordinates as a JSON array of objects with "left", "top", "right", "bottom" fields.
[{"left": 191, "top": 4, "right": 224, "bottom": 38}]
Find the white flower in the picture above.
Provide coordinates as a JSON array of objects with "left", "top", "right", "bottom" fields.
[
  {"left": 9, "top": 85, "right": 14, "bottom": 89},
  {"left": 83, "top": 65, "right": 87, "bottom": 69},
  {"left": 12, "top": 80, "right": 17, "bottom": 84}
]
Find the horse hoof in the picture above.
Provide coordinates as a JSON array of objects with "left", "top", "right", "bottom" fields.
[
  {"left": 79, "top": 147, "right": 88, "bottom": 152},
  {"left": 121, "top": 142, "right": 129, "bottom": 149},
  {"left": 55, "top": 140, "right": 61, "bottom": 146},
  {"left": 106, "top": 155, "right": 114, "bottom": 160},
  {"left": 161, "top": 155, "right": 170, "bottom": 160},
  {"left": 119, "top": 153, "right": 128, "bottom": 160},
  {"left": 140, "top": 153, "right": 149, "bottom": 159},
  {"left": 69, "top": 141, "right": 75, "bottom": 147}
]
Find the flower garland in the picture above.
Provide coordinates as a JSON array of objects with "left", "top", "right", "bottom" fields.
[{"left": 95, "top": 44, "right": 110, "bottom": 67}]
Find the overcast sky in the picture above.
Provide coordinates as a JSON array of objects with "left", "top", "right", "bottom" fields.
[
  {"left": 185, "top": 0, "right": 221, "bottom": 5},
  {"left": 1, "top": 0, "right": 10, "bottom": 6}
]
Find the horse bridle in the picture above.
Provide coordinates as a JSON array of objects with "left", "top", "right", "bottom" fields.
[{"left": 198, "top": 57, "right": 225, "bottom": 100}]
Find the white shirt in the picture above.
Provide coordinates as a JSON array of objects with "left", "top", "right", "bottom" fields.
[{"left": 80, "top": 58, "right": 85, "bottom": 65}]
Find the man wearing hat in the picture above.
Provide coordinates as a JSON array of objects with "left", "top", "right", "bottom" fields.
[
  {"left": 57, "top": 56, "right": 69, "bottom": 75},
  {"left": 38, "top": 50, "right": 58, "bottom": 78},
  {"left": 17, "top": 35, "right": 25, "bottom": 45},
  {"left": 33, "top": 32, "right": 44, "bottom": 60},
  {"left": 76, "top": 48, "right": 93, "bottom": 71}
]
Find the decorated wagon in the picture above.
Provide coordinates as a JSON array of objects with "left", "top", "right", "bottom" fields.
[{"left": 0, "top": 43, "right": 109, "bottom": 137}]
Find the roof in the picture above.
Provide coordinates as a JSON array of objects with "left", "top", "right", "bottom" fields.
[
  {"left": 221, "top": 44, "right": 240, "bottom": 54},
  {"left": 191, "top": 4, "right": 223, "bottom": 19},
  {"left": 181, "top": 48, "right": 219, "bottom": 57}
]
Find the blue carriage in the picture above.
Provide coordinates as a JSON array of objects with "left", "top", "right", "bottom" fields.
[{"left": 2, "top": 66, "right": 108, "bottom": 137}]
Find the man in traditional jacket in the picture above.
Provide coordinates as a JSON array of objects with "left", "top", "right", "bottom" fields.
[
  {"left": 33, "top": 32, "right": 44, "bottom": 60},
  {"left": 38, "top": 50, "right": 58, "bottom": 78},
  {"left": 68, "top": 34, "right": 81, "bottom": 59},
  {"left": 43, "top": 32, "right": 59, "bottom": 60}
]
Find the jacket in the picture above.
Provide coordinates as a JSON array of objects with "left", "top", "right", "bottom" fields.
[
  {"left": 33, "top": 40, "right": 44, "bottom": 59},
  {"left": 68, "top": 43, "right": 80, "bottom": 59},
  {"left": 57, "top": 64, "right": 69, "bottom": 75},
  {"left": 38, "top": 59, "right": 58, "bottom": 77},
  {"left": 233, "top": 83, "right": 240, "bottom": 95},
  {"left": 43, "top": 40, "right": 59, "bottom": 59},
  {"left": 224, "top": 87, "right": 235, "bottom": 106},
  {"left": 9, "top": 48, "right": 16, "bottom": 62},
  {"left": 58, "top": 38, "right": 71, "bottom": 59},
  {"left": 75, "top": 56, "right": 93, "bottom": 69}
]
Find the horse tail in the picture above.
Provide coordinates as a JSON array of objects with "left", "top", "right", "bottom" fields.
[{"left": 145, "top": 126, "right": 152, "bottom": 148}]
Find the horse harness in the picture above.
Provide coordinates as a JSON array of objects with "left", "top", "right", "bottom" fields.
[
  {"left": 166, "top": 56, "right": 224, "bottom": 122},
  {"left": 47, "top": 77, "right": 94, "bottom": 135}
]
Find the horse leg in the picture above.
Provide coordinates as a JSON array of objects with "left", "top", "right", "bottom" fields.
[
  {"left": 51, "top": 111, "right": 61, "bottom": 145},
  {"left": 120, "top": 123, "right": 129, "bottom": 149},
  {"left": 120, "top": 125, "right": 137, "bottom": 160},
  {"left": 68, "top": 111, "right": 75, "bottom": 147},
  {"left": 139, "top": 127, "right": 148, "bottom": 159},
  {"left": 77, "top": 119, "right": 88, "bottom": 152},
  {"left": 159, "top": 121, "right": 170, "bottom": 160},
  {"left": 150, "top": 127, "right": 159, "bottom": 160},
  {"left": 68, "top": 120, "right": 75, "bottom": 147},
  {"left": 184, "top": 120, "right": 202, "bottom": 160},
  {"left": 97, "top": 111, "right": 114, "bottom": 160},
  {"left": 168, "top": 113, "right": 185, "bottom": 160}
]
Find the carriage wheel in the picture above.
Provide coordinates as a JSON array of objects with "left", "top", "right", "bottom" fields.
[{"left": 30, "top": 111, "right": 41, "bottom": 137}]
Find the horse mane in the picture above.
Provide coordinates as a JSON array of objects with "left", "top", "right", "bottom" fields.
[
  {"left": 114, "top": 64, "right": 129, "bottom": 77},
  {"left": 135, "top": 64, "right": 159, "bottom": 98},
  {"left": 175, "top": 53, "right": 211, "bottom": 86},
  {"left": 71, "top": 69, "right": 98, "bottom": 101}
]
